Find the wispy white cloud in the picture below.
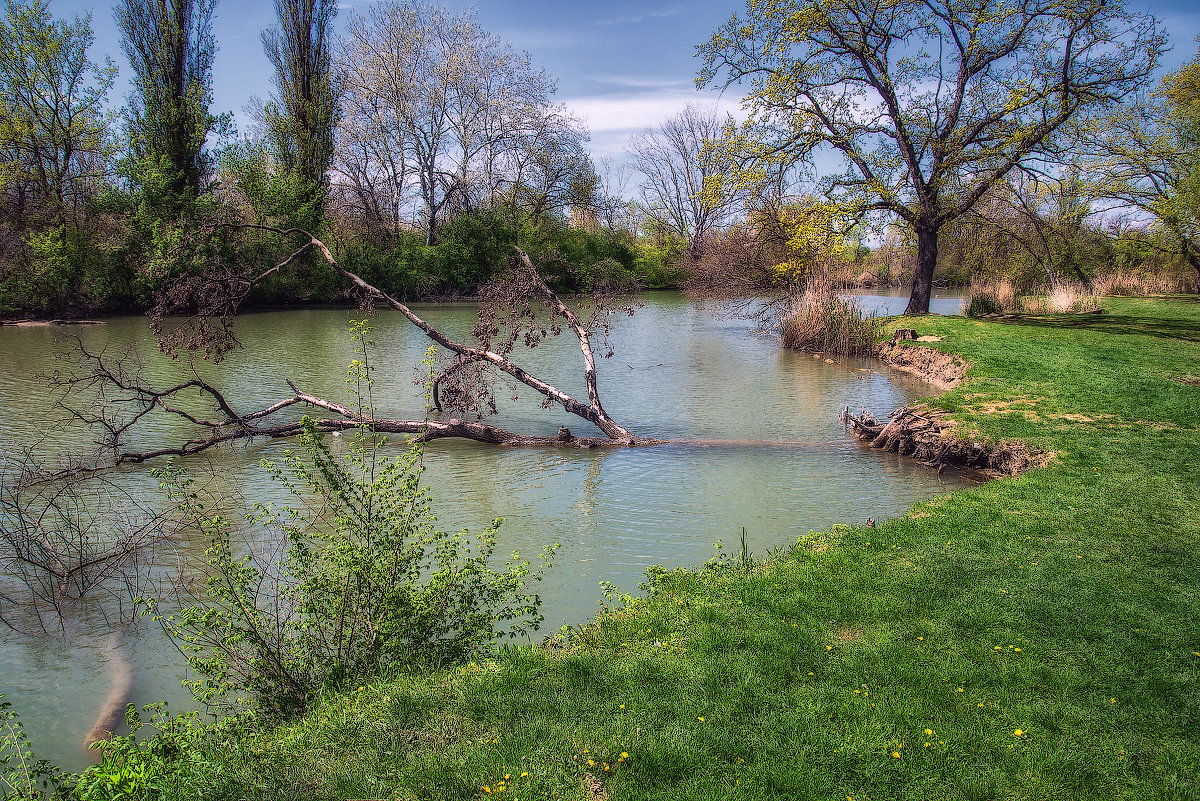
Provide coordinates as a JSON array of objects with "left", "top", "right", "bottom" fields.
[
  {"left": 564, "top": 89, "right": 745, "bottom": 157},
  {"left": 592, "top": 75, "right": 694, "bottom": 89},
  {"left": 595, "top": 8, "right": 683, "bottom": 27}
]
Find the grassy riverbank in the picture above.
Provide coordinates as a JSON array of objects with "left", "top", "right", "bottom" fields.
[{"left": 199, "top": 297, "right": 1199, "bottom": 800}]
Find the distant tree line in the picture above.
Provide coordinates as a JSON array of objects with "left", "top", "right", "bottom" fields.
[{"left": 0, "top": 0, "right": 1196, "bottom": 319}]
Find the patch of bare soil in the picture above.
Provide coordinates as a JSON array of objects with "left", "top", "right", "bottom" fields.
[
  {"left": 583, "top": 772, "right": 609, "bottom": 800},
  {"left": 873, "top": 342, "right": 969, "bottom": 391},
  {"left": 841, "top": 406, "right": 1049, "bottom": 477}
]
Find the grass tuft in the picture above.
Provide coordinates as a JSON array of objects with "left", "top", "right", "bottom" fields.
[{"left": 779, "top": 279, "right": 885, "bottom": 355}]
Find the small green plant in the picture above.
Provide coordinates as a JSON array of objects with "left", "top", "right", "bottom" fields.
[
  {"left": 148, "top": 323, "right": 554, "bottom": 719},
  {"left": 966, "top": 292, "right": 1004, "bottom": 317},
  {"left": 1, "top": 695, "right": 73, "bottom": 799},
  {"left": 74, "top": 703, "right": 209, "bottom": 801}
]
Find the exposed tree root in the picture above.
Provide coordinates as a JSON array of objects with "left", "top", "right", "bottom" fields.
[{"left": 840, "top": 405, "right": 1048, "bottom": 477}]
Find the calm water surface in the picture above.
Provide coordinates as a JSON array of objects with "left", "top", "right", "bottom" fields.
[{"left": 0, "top": 291, "right": 964, "bottom": 769}]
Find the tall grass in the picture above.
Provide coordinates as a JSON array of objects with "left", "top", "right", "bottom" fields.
[
  {"left": 1022, "top": 284, "right": 1101, "bottom": 314},
  {"left": 968, "top": 279, "right": 1102, "bottom": 316},
  {"left": 1092, "top": 270, "right": 1192, "bottom": 296},
  {"left": 966, "top": 278, "right": 1020, "bottom": 317},
  {"left": 779, "top": 280, "right": 885, "bottom": 355}
]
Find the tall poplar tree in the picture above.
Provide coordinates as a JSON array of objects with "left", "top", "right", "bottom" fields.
[
  {"left": 115, "top": 0, "right": 218, "bottom": 201},
  {"left": 262, "top": 0, "right": 338, "bottom": 231}
]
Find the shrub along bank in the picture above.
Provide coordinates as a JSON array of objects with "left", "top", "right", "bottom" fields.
[{"left": 57, "top": 298, "right": 1200, "bottom": 799}]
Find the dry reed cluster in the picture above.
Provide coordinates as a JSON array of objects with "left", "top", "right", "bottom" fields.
[{"left": 779, "top": 280, "right": 885, "bottom": 355}]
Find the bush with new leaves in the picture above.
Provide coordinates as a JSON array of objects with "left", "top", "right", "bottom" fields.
[{"left": 148, "top": 329, "right": 553, "bottom": 720}]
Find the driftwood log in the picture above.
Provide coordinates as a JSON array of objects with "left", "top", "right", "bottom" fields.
[
  {"left": 841, "top": 405, "right": 1045, "bottom": 477},
  {"left": 83, "top": 626, "right": 133, "bottom": 753}
]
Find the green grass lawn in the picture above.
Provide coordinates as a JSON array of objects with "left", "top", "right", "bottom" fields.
[{"left": 204, "top": 297, "right": 1200, "bottom": 800}]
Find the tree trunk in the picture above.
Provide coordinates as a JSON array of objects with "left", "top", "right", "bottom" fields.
[
  {"left": 904, "top": 222, "right": 938, "bottom": 315},
  {"left": 1184, "top": 246, "right": 1200, "bottom": 296}
]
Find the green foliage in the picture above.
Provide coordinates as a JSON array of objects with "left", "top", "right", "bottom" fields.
[
  {"left": 0, "top": 695, "right": 73, "bottom": 799},
  {"left": 966, "top": 292, "right": 1004, "bottom": 317},
  {"left": 148, "top": 327, "right": 553, "bottom": 719},
  {"left": 0, "top": 0, "right": 116, "bottom": 212},
  {"left": 335, "top": 207, "right": 654, "bottom": 298},
  {"left": 631, "top": 235, "right": 687, "bottom": 289},
  {"left": 261, "top": 0, "right": 339, "bottom": 234},
  {"left": 74, "top": 704, "right": 209, "bottom": 801},
  {"left": 115, "top": 0, "right": 219, "bottom": 201}
]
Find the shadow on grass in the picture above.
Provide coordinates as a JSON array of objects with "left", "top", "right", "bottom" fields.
[{"left": 988, "top": 310, "right": 1200, "bottom": 344}]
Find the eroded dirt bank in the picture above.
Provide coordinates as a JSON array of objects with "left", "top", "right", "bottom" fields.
[{"left": 846, "top": 341, "right": 1048, "bottom": 477}]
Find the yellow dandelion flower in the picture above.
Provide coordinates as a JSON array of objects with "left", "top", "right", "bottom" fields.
[
  {"left": 956, "top": 687, "right": 965, "bottom": 693},
  {"left": 916, "top": 636, "right": 924, "bottom": 641},
  {"left": 619, "top": 704, "right": 625, "bottom": 709},
  {"left": 1013, "top": 729, "right": 1024, "bottom": 737},
  {"left": 620, "top": 752, "right": 629, "bottom": 759},
  {"left": 923, "top": 742, "right": 931, "bottom": 747},
  {"left": 588, "top": 759, "right": 595, "bottom": 767},
  {"left": 1013, "top": 647, "right": 1021, "bottom": 652},
  {"left": 924, "top": 729, "right": 934, "bottom": 736},
  {"left": 826, "top": 645, "right": 833, "bottom": 651},
  {"left": 520, "top": 772, "right": 529, "bottom": 778},
  {"left": 891, "top": 751, "right": 901, "bottom": 759},
  {"left": 994, "top": 646, "right": 1002, "bottom": 651},
  {"left": 698, "top": 716, "right": 705, "bottom": 722},
  {"left": 1111, "top": 698, "right": 1117, "bottom": 704},
  {"left": 482, "top": 787, "right": 492, "bottom": 794}
]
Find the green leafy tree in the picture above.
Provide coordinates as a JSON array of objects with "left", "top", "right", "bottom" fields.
[
  {"left": 115, "top": 0, "right": 219, "bottom": 202},
  {"left": 698, "top": 0, "right": 1164, "bottom": 313},
  {"left": 261, "top": 0, "right": 338, "bottom": 232},
  {"left": 0, "top": 0, "right": 116, "bottom": 221},
  {"left": 1095, "top": 44, "right": 1200, "bottom": 292}
]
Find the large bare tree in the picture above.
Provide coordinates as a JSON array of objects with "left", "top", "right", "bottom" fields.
[
  {"left": 334, "top": 1, "right": 586, "bottom": 245},
  {"left": 628, "top": 103, "right": 743, "bottom": 262}
]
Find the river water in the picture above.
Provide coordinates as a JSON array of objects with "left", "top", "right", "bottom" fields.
[{"left": 0, "top": 290, "right": 964, "bottom": 769}]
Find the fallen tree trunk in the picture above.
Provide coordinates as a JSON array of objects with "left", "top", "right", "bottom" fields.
[
  {"left": 53, "top": 230, "right": 651, "bottom": 464},
  {"left": 841, "top": 405, "right": 1047, "bottom": 477}
]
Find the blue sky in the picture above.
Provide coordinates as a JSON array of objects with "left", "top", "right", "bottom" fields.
[{"left": 48, "top": 0, "right": 1200, "bottom": 160}]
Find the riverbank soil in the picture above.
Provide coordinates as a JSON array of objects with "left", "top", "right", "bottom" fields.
[{"left": 201, "top": 298, "right": 1200, "bottom": 800}]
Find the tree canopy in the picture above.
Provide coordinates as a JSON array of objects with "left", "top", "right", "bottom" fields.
[
  {"left": 698, "top": 0, "right": 1165, "bottom": 313},
  {"left": 0, "top": 0, "right": 115, "bottom": 220},
  {"left": 1092, "top": 43, "right": 1200, "bottom": 287}
]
